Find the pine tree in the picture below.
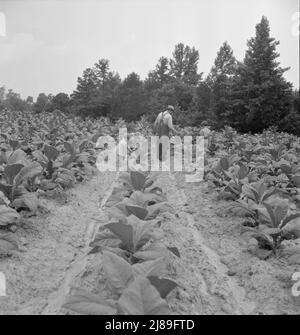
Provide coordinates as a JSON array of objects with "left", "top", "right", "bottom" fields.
[
  {"left": 231, "top": 16, "right": 293, "bottom": 132},
  {"left": 71, "top": 67, "right": 98, "bottom": 115},
  {"left": 183, "top": 45, "right": 202, "bottom": 86},
  {"left": 112, "top": 72, "right": 145, "bottom": 121},
  {"left": 170, "top": 43, "right": 185, "bottom": 80},
  {"left": 169, "top": 43, "right": 201, "bottom": 85},
  {"left": 71, "top": 59, "right": 121, "bottom": 117},
  {"left": 206, "top": 41, "right": 237, "bottom": 126},
  {"left": 145, "top": 57, "right": 171, "bottom": 89}
]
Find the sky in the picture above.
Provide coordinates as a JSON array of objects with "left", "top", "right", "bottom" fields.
[{"left": 0, "top": 0, "right": 299, "bottom": 99}]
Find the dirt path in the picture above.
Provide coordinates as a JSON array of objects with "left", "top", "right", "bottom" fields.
[
  {"left": 1, "top": 170, "right": 299, "bottom": 315},
  {"left": 0, "top": 171, "right": 117, "bottom": 315},
  {"left": 155, "top": 172, "right": 256, "bottom": 314}
]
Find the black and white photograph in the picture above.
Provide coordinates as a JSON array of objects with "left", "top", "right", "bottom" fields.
[{"left": 0, "top": 0, "right": 299, "bottom": 319}]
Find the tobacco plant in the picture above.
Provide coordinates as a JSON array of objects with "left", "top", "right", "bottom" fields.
[
  {"left": 63, "top": 251, "right": 177, "bottom": 315},
  {"left": 252, "top": 202, "right": 300, "bottom": 257}
]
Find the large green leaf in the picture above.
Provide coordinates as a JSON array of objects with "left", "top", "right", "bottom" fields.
[
  {"left": 119, "top": 172, "right": 132, "bottom": 188},
  {"left": 148, "top": 276, "right": 178, "bottom": 299},
  {"left": 0, "top": 205, "right": 20, "bottom": 226},
  {"left": 105, "top": 221, "right": 133, "bottom": 250},
  {"left": 102, "top": 251, "right": 134, "bottom": 294},
  {"left": 274, "top": 205, "right": 288, "bottom": 227},
  {"left": 64, "top": 141, "right": 75, "bottom": 155},
  {"left": 128, "top": 191, "right": 145, "bottom": 206},
  {"left": 0, "top": 194, "right": 6, "bottom": 206},
  {"left": 280, "top": 164, "right": 292, "bottom": 175},
  {"left": 7, "top": 149, "right": 27, "bottom": 165},
  {"left": 106, "top": 189, "right": 129, "bottom": 207},
  {"left": 118, "top": 277, "right": 170, "bottom": 315},
  {"left": 293, "top": 175, "right": 300, "bottom": 187},
  {"left": 13, "top": 191, "right": 39, "bottom": 213},
  {"left": 133, "top": 242, "right": 167, "bottom": 261},
  {"left": 107, "top": 204, "right": 129, "bottom": 220},
  {"left": 0, "top": 233, "right": 19, "bottom": 252},
  {"left": 62, "top": 153, "right": 76, "bottom": 168},
  {"left": 9, "top": 140, "right": 20, "bottom": 151},
  {"left": 237, "top": 163, "right": 248, "bottom": 180},
  {"left": 0, "top": 183, "right": 12, "bottom": 199},
  {"left": 14, "top": 162, "right": 42, "bottom": 187},
  {"left": 242, "top": 183, "right": 259, "bottom": 203},
  {"left": 130, "top": 171, "right": 146, "bottom": 190},
  {"left": 90, "top": 230, "right": 120, "bottom": 249},
  {"left": 132, "top": 257, "right": 166, "bottom": 278},
  {"left": 147, "top": 202, "right": 175, "bottom": 219},
  {"left": 280, "top": 213, "right": 300, "bottom": 229},
  {"left": 129, "top": 216, "right": 153, "bottom": 251},
  {"left": 55, "top": 168, "right": 76, "bottom": 188},
  {"left": 0, "top": 151, "right": 7, "bottom": 165},
  {"left": 257, "top": 181, "right": 268, "bottom": 199},
  {"left": 43, "top": 144, "right": 59, "bottom": 162},
  {"left": 125, "top": 205, "right": 148, "bottom": 220},
  {"left": 63, "top": 288, "right": 116, "bottom": 315},
  {"left": 263, "top": 203, "right": 277, "bottom": 227},
  {"left": 33, "top": 150, "right": 48, "bottom": 166},
  {"left": 4, "top": 164, "right": 24, "bottom": 185},
  {"left": 220, "top": 157, "right": 230, "bottom": 171},
  {"left": 261, "top": 188, "right": 282, "bottom": 203}
]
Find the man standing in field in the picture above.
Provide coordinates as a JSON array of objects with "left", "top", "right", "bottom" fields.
[{"left": 153, "top": 105, "right": 178, "bottom": 163}]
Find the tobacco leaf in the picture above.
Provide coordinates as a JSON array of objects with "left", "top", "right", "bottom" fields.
[
  {"left": 148, "top": 276, "right": 178, "bottom": 299},
  {"left": 118, "top": 276, "right": 170, "bottom": 315},
  {"left": 63, "top": 288, "right": 116, "bottom": 315},
  {"left": 102, "top": 251, "right": 134, "bottom": 294}
]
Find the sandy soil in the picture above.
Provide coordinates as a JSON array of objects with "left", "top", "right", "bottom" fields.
[
  {"left": 0, "top": 170, "right": 299, "bottom": 315},
  {"left": 180, "top": 175, "right": 300, "bottom": 314},
  {"left": 0, "top": 172, "right": 116, "bottom": 315}
]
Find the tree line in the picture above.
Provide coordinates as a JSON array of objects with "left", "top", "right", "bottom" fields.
[{"left": 0, "top": 16, "right": 299, "bottom": 135}]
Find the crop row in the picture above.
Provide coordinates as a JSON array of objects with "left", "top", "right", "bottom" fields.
[
  {"left": 0, "top": 110, "right": 127, "bottom": 254},
  {"left": 63, "top": 170, "right": 180, "bottom": 315},
  {"left": 205, "top": 127, "right": 300, "bottom": 259}
]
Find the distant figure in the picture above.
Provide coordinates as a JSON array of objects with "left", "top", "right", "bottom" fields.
[
  {"left": 200, "top": 121, "right": 211, "bottom": 151},
  {"left": 154, "top": 105, "right": 178, "bottom": 162}
]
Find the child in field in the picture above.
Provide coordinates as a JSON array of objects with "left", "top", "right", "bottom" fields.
[{"left": 199, "top": 121, "right": 211, "bottom": 151}]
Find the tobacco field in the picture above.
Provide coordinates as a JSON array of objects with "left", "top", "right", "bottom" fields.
[{"left": 0, "top": 110, "right": 300, "bottom": 315}]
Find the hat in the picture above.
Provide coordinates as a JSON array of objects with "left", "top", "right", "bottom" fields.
[{"left": 167, "top": 105, "right": 174, "bottom": 111}]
